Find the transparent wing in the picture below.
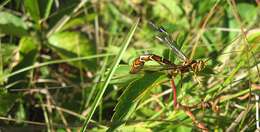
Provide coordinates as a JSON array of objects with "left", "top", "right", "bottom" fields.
[
  {"left": 149, "top": 21, "right": 188, "bottom": 62},
  {"left": 141, "top": 65, "right": 181, "bottom": 72}
]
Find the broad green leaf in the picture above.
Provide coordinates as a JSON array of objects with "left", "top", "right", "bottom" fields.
[
  {"left": 48, "top": 31, "right": 96, "bottom": 70},
  {"left": 60, "top": 14, "right": 97, "bottom": 31},
  {"left": 108, "top": 72, "right": 166, "bottom": 131},
  {"left": 0, "top": 12, "right": 28, "bottom": 36},
  {"left": 24, "top": 0, "right": 40, "bottom": 22},
  {"left": 18, "top": 37, "right": 39, "bottom": 60},
  {"left": 112, "top": 72, "right": 166, "bottom": 121},
  {"left": 7, "top": 36, "right": 39, "bottom": 88},
  {"left": 237, "top": 3, "right": 257, "bottom": 25}
]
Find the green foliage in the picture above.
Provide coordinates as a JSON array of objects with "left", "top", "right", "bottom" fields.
[
  {"left": 7, "top": 36, "right": 39, "bottom": 87},
  {"left": 1, "top": 43, "right": 16, "bottom": 67},
  {"left": 0, "top": 12, "right": 28, "bottom": 36},
  {"left": 112, "top": 72, "right": 166, "bottom": 121},
  {"left": 24, "top": 0, "right": 54, "bottom": 21},
  {"left": 0, "top": 0, "right": 260, "bottom": 132},
  {"left": 0, "top": 93, "right": 18, "bottom": 115},
  {"left": 81, "top": 18, "right": 139, "bottom": 132},
  {"left": 108, "top": 72, "right": 166, "bottom": 131},
  {"left": 24, "top": 0, "right": 41, "bottom": 22},
  {"left": 48, "top": 31, "right": 96, "bottom": 70}
]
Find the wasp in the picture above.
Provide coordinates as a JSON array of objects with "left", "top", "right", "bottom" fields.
[{"left": 130, "top": 22, "right": 207, "bottom": 107}]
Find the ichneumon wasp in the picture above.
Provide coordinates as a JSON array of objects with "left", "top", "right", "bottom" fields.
[{"left": 130, "top": 22, "right": 207, "bottom": 107}]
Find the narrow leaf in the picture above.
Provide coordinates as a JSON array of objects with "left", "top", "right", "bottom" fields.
[
  {"left": 24, "top": 0, "right": 40, "bottom": 22},
  {"left": 80, "top": 18, "right": 140, "bottom": 132}
]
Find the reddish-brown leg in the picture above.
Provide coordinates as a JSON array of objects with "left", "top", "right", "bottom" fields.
[{"left": 170, "top": 79, "right": 177, "bottom": 108}]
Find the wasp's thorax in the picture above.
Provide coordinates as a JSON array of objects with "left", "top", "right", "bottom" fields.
[
  {"left": 168, "top": 60, "right": 205, "bottom": 76},
  {"left": 184, "top": 60, "right": 205, "bottom": 73}
]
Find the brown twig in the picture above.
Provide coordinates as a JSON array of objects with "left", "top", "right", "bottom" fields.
[
  {"left": 170, "top": 79, "right": 178, "bottom": 108},
  {"left": 178, "top": 104, "right": 209, "bottom": 132}
]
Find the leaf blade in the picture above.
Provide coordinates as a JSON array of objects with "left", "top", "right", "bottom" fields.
[{"left": 80, "top": 18, "right": 140, "bottom": 132}]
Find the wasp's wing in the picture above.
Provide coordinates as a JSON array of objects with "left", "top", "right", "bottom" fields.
[
  {"left": 141, "top": 65, "right": 181, "bottom": 72},
  {"left": 142, "top": 65, "right": 169, "bottom": 72},
  {"left": 149, "top": 22, "right": 188, "bottom": 62}
]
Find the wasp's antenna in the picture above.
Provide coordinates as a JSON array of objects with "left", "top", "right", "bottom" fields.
[
  {"left": 148, "top": 21, "right": 188, "bottom": 61},
  {"left": 148, "top": 21, "right": 159, "bottom": 30},
  {"left": 148, "top": 21, "right": 169, "bottom": 35}
]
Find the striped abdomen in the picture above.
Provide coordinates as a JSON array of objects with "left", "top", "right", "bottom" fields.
[{"left": 130, "top": 54, "right": 173, "bottom": 74}]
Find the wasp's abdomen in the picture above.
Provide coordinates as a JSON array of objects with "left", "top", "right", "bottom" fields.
[{"left": 130, "top": 54, "right": 173, "bottom": 74}]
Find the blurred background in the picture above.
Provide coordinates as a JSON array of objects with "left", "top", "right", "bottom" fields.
[{"left": 0, "top": 0, "right": 260, "bottom": 131}]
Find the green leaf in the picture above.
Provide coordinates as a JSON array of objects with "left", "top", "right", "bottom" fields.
[
  {"left": 0, "top": 43, "right": 16, "bottom": 84},
  {"left": 16, "top": 101, "right": 26, "bottom": 123},
  {"left": 117, "top": 124, "right": 152, "bottom": 132},
  {"left": 112, "top": 72, "right": 166, "bottom": 121},
  {"left": 40, "top": 0, "right": 54, "bottom": 19},
  {"left": 0, "top": 12, "right": 28, "bottom": 36},
  {"left": 174, "top": 125, "right": 192, "bottom": 132},
  {"left": 60, "top": 14, "right": 97, "bottom": 31},
  {"left": 237, "top": 3, "right": 257, "bottom": 25},
  {"left": 23, "top": 0, "right": 54, "bottom": 21},
  {"left": 108, "top": 72, "right": 166, "bottom": 131},
  {"left": 18, "top": 37, "right": 39, "bottom": 59},
  {"left": 110, "top": 65, "right": 140, "bottom": 85},
  {"left": 7, "top": 36, "right": 39, "bottom": 88},
  {"left": 1, "top": 43, "right": 17, "bottom": 67},
  {"left": 24, "top": 0, "right": 40, "bottom": 22},
  {"left": 48, "top": 31, "right": 96, "bottom": 70},
  {"left": 0, "top": 93, "right": 18, "bottom": 116},
  {"left": 227, "top": 3, "right": 257, "bottom": 39},
  {"left": 80, "top": 18, "right": 140, "bottom": 132},
  {"left": 247, "top": 30, "right": 260, "bottom": 43}
]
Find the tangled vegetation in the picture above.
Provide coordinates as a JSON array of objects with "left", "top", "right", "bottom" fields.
[{"left": 0, "top": 0, "right": 260, "bottom": 131}]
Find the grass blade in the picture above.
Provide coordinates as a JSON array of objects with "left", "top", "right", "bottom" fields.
[{"left": 80, "top": 18, "right": 140, "bottom": 131}]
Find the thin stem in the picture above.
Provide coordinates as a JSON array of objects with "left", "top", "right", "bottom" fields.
[{"left": 170, "top": 79, "right": 177, "bottom": 108}]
